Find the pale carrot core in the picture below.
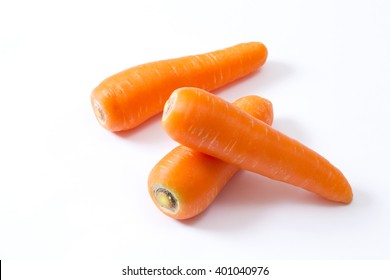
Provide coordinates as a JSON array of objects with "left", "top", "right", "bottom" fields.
[
  {"left": 162, "top": 91, "right": 177, "bottom": 122},
  {"left": 93, "top": 99, "right": 106, "bottom": 125},
  {"left": 153, "top": 184, "right": 178, "bottom": 214}
]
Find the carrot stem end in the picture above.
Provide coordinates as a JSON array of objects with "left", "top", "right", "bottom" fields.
[
  {"left": 153, "top": 184, "right": 179, "bottom": 214},
  {"left": 93, "top": 99, "right": 106, "bottom": 125},
  {"left": 162, "top": 91, "right": 177, "bottom": 122}
]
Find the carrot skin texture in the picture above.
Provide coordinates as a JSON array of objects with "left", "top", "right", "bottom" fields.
[
  {"left": 91, "top": 42, "right": 268, "bottom": 131},
  {"left": 149, "top": 95, "right": 273, "bottom": 219},
  {"left": 149, "top": 96, "right": 273, "bottom": 219},
  {"left": 162, "top": 88, "right": 353, "bottom": 204}
]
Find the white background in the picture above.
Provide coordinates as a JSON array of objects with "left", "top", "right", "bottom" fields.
[{"left": 1, "top": 0, "right": 390, "bottom": 265}]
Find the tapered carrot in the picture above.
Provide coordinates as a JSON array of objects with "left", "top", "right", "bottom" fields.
[
  {"left": 149, "top": 95, "right": 273, "bottom": 219},
  {"left": 90, "top": 42, "right": 267, "bottom": 132},
  {"left": 162, "top": 87, "right": 353, "bottom": 204}
]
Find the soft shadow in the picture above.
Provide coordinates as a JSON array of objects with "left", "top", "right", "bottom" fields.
[
  {"left": 113, "top": 113, "right": 171, "bottom": 145},
  {"left": 179, "top": 170, "right": 347, "bottom": 230},
  {"left": 342, "top": 184, "right": 369, "bottom": 208},
  {"left": 250, "top": 60, "right": 295, "bottom": 90},
  {"left": 273, "top": 117, "right": 312, "bottom": 145},
  {"left": 212, "top": 60, "right": 294, "bottom": 96},
  {"left": 258, "top": 60, "right": 294, "bottom": 88}
]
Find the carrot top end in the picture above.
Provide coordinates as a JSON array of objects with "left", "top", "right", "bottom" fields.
[
  {"left": 92, "top": 99, "right": 106, "bottom": 126},
  {"left": 153, "top": 183, "right": 179, "bottom": 215}
]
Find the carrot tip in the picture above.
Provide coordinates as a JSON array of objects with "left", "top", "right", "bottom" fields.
[
  {"left": 152, "top": 184, "right": 179, "bottom": 214},
  {"left": 92, "top": 99, "right": 106, "bottom": 125}
]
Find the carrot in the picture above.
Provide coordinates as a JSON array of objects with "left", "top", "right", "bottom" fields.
[
  {"left": 162, "top": 87, "right": 353, "bottom": 204},
  {"left": 149, "top": 95, "right": 273, "bottom": 219},
  {"left": 90, "top": 42, "right": 267, "bottom": 132}
]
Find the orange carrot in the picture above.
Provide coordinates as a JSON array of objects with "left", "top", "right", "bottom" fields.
[
  {"left": 90, "top": 42, "right": 267, "bottom": 132},
  {"left": 162, "top": 87, "right": 353, "bottom": 204},
  {"left": 149, "top": 95, "right": 273, "bottom": 219}
]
